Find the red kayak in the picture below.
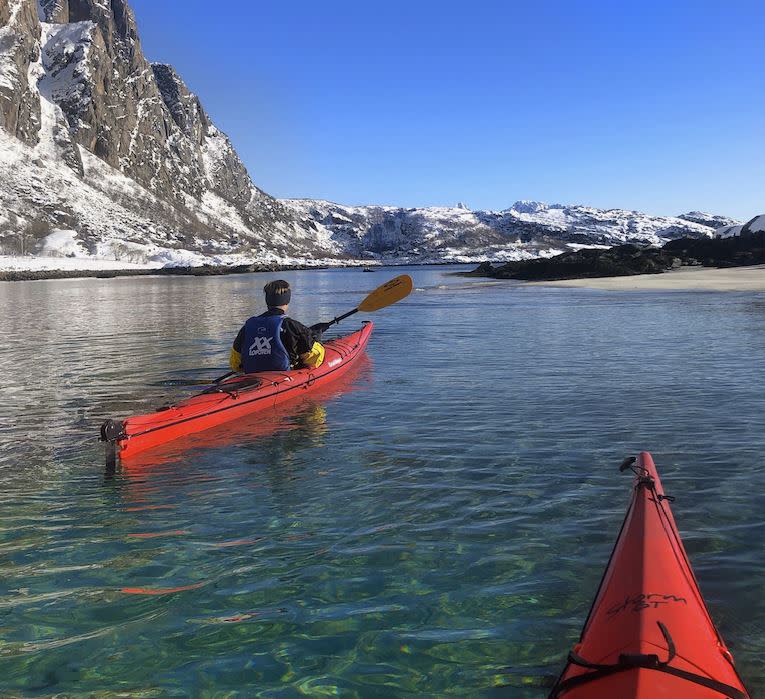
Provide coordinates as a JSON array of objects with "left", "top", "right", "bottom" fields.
[
  {"left": 549, "top": 452, "right": 749, "bottom": 698},
  {"left": 101, "top": 321, "right": 373, "bottom": 459}
]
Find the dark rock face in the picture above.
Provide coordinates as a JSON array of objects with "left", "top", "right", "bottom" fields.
[
  {"left": 0, "top": 0, "right": 42, "bottom": 145},
  {"left": 469, "top": 234, "right": 764, "bottom": 281},
  {"left": 152, "top": 63, "right": 208, "bottom": 145},
  {"left": 664, "top": 232, "right": 764, "bottom": 268},
  {"left": 740, "top": 216, "right": 765, "bottom": 239},
  {"left": 472, "top": 261, "right": 495, "bottom": 276},
  {"left": 30, "top": 0, "right": 256, "bottom": 207},
  {"left": 152, "top": 64, "right": 253, "bottom": 207},
  {"left": 53, "top": 1, "right": 207, "bottom": 201},
  {"left": 476, "top": 245, "right": 680, "bottom": 281}
]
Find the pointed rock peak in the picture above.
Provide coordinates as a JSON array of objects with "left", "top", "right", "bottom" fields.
[
  {"left": 455, "top": 202, "right": 469, "bottom": 210},
  {"left": 152, "top": 63, "right": 208, "bottom": 141},
  {"left": 152, "top": 62, "right": 181, "bottom": 85}
]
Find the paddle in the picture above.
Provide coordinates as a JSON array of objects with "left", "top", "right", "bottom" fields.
[
  {"left": 213, "top": 274, "right": 413, "bottom": 382},
  {"left": 311, "top": 273, "right": 414, "bottom": 334}
]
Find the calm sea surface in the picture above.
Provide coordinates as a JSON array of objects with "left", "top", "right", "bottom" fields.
[{"left": 0, "top": 265, "right": 763, "bottom": 697}]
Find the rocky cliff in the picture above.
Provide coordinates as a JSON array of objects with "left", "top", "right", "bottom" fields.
[
  {"left": 0, "top": 0, "right": 341, "bottom": 265},
  {"left": 0, "top": 0, "right": 41, "bottom": 145}
]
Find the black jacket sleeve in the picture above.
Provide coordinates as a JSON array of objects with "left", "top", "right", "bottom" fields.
[
  {"left": 281, "top": 318, "right": 314, "bottom": 362},
  {"left": 232, "top": 325, "right": 245, "bottom": 352}
]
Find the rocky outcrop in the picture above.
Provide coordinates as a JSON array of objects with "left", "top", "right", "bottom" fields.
[
  {"left": 664, "top": 230, "right": 764, "bottom": 267},
  {"left": 152, "top": 63, "right": 207, "bottom": 145},
  {"left": 48, "top": 1, "right": 209, "bottom": 201},
  {"left": 469, "top": 244, "right": 681, "bottom": 281},
  {"left": 29, "top": 0, "right": 269, "bottom": 209},
  {"left": 468, "top": 233, "right": 764, "bottom": 281},
  {"left": 151, "top": 64, "right": 253, "bottom": 207},
  {"left": 715, "top": 215, "right": 765, "bottom": 241}
]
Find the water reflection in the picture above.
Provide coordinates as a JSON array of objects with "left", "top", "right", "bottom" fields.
[{"left": 115, "top": 352, "right": 369, "bottom": 473}]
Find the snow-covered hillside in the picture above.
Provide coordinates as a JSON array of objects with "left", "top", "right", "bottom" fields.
[
  {"left": 715, "top": 215, "right": 765, "bottom": 239},
  {"left": 0, "top": 0, "right": 344, "bottom": 269},
  {"left": 281, "top": 199, "right": 732, "bottom": 264}
]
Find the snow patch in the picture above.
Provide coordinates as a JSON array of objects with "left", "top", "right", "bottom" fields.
[
  {"left": 748, "top": 215, "right": 765, "bottom": 234},
  {"left": 40, "top": 228, "right": 87, "bottom": 257},
  {"left": 715, "top": 224, "right": 743, "bottom": 239}
]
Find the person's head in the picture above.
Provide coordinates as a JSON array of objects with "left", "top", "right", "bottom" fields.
[{"left": 264, "top": 279, "right": 291, "bottom": 309}]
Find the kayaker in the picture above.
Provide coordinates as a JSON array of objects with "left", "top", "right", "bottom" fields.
[{"left": 229, "top": 280, "right": 325, "bottom": 373}]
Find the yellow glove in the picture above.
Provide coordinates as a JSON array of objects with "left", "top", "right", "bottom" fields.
[
  {"left": 229, "top": 347, "right": 242, "bottom": 372},
  {"left": 299, "top": 341, "right": 325, "bottom": 369}
]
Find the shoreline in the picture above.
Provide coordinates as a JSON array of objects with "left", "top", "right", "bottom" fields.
[
  {"left": 0, "top": 258, "right": 484, "bottom": 283},
  {"left": 525, "top": 264, "right": 765, "bottom": 292},
  {"left": 0, "top": 260, "right": 486, "bottom": 282},
  {"left": 0, "top": 261, "right": 334, "bottom": 283}
]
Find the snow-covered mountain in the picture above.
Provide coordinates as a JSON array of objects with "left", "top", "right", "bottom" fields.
[
  {"left": 0, "top": 0, "right": 742, "bottom": 271},
  {"left": 281, "top": 199, "right": 736, "bottom": 263}
]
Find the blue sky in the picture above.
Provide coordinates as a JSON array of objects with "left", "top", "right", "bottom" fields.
[{"left": 130, "top": 0, "right": 763, "bottom": 219}]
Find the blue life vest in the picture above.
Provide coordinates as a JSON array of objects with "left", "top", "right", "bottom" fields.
[{"left": 241, "top": 314, "right": 291, "bottom": 372}]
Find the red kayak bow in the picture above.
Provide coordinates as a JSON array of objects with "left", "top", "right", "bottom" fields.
[
  {"left": 550, "top": 451, "right": 750, "bottom": 698},
  {"left": 101, "top": 322, "right": 373, "bottom": 459}
]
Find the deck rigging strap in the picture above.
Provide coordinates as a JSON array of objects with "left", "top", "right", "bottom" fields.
[{"left": 548, "top": 622, "right": 747, "bottom": 699}]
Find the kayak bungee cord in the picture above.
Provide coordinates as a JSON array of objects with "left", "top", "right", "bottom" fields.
[{"left": 548, "top": 452, "right": 750, "bottom": 699}]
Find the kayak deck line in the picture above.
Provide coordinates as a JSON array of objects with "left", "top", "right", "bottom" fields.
[
  {"left": 101, "top": 322, "right": 373, "bottom": 459},
  {"left": 549, "top": 451, "right": 751, "bottom": 699},
  {"left": 122, "top": 359, "right": 352, "bottom": 440}
]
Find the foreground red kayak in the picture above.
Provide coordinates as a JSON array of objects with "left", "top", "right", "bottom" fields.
[
  {"left": 101, "top": 322, "right": 373, "bottom": 459},
  {"left": 549, "top": 452, "right": 749, "bottom": 698}
]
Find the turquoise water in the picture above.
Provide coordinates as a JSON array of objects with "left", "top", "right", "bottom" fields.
[{"left": 0, "top": 266, "right": 763, "bottom": 697}]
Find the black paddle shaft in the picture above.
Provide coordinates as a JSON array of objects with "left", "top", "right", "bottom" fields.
[{"left": 328, "top": 308, "right": 358, "bottom": 327}]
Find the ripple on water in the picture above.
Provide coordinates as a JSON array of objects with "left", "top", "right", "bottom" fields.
[{"left": 0, "top": 268, "right": 763, "bottom": 696}]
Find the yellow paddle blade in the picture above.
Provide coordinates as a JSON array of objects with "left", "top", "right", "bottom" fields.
[{"left": 358, "top": 274, "right": 414, "bottom": 312}]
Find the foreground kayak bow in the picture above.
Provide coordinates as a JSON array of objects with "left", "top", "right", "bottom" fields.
[
  {"left": 549, "top": 452, "right": 750, "bottom": 698},
  {"left": 101, "top": 322, "right": 373, "bottom": 460}
]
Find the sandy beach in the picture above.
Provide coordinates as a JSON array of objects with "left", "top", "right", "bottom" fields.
[{"left": 528, "top": 264, "right": 765, "bottom": 291}]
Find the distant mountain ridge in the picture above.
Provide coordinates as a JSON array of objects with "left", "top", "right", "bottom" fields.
[
  {"left": 0, "top": 0, "right": 743, "bottom": 269},
  {"left": 280, "top": 199, "right": 739, "bottom": 263}
]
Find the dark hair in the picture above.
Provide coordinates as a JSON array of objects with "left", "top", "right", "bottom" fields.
[
  {"left": 264, "top": 280, "right": 290, "bottom": 296},
  {"left": 264, "top": 279, "right": 291, "bottom": 307}
]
